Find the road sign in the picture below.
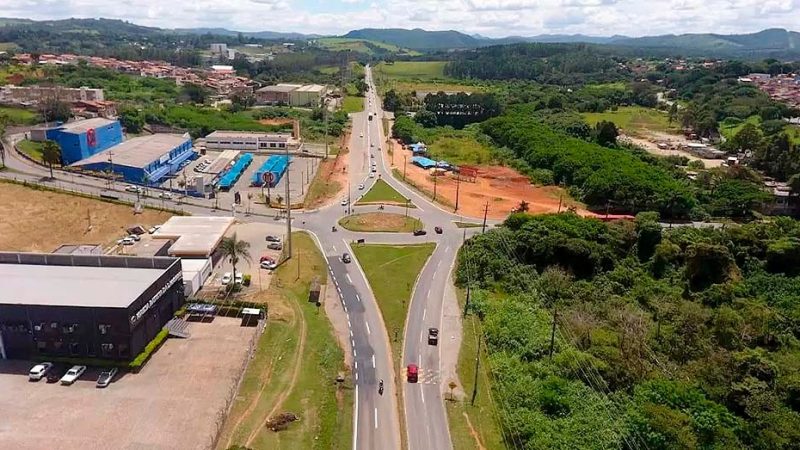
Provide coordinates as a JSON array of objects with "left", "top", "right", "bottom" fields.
[{"left": 262, "top": 171, "right": 275, "bottom": 186}]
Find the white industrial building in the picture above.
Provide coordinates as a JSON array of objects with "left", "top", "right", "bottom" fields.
[{"left": 203, "top": 131, "right": 301, "bottom": 152}]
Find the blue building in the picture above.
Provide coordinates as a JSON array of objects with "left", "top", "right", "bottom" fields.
[
  {"left": 251, "top": 155, "right": 290, "bottom": 188},
  {"left": 411, "top": 156, "right": 436, "bottom": 169},
  {"left": 44, "top": 118, "right": 124, "bottom": 164},
  {"left": 70, "top": 134, "right": 195, "bottom": 184}
]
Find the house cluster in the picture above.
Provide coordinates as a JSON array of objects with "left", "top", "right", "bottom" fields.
[
  {"left": 0, "top": 84, "right": 117, "bottom": 119},
  {"left": 11, "top": 53, "right": 258, "bottom": 99},
  {"left": 739, "top": 73, "right": 800, "bottom": 108}
]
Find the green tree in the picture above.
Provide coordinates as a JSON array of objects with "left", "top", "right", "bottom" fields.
[
  {"left": 414, "top": 109, "right": 437, "bottom": 128},
  {"left": 594, "top": 120, "right": 618, "bottom": 147},
  {"left": 668, "top": 103, "right": 679, "bottom": 125},
  {"left": 180, "top": 83, "right": 208, "bottom": 104},
  {"left": 40, "top": 140, "right": 61, "bottom": 179},
  {"left": 730, "top": 123, "right": 763, "bottom": 153},
  {"left": 219, "top": 233, "right": 252, "bottom": 288}
]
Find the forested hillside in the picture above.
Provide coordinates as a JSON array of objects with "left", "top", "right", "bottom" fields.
[{"left": 457, "top": 212, "right": 800, "bottom": 449}]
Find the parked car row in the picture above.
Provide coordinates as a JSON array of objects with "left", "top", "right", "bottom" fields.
[
  {"left": 28, "top": 362, "right": 118, "bottom": 388},
  {"left": 194, "top": 159, "right": 213, "bottom": 173}
]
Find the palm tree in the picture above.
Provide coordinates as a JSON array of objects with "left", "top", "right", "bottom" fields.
[
  {"left": 41, "top": 140, "right": 61, "bottom": 179},
  {"left": 516, "top": 200, "right": 529, "bottom": 213},
  {"left": 219, "top": 233, "right": 252, "bottom": 290}
]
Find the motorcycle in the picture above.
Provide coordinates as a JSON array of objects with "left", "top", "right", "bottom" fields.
[
  {"left": 332, "top": 226, "right": 337, "bottom": 232},
  {"left": 378, "top": 379, "right": 384, "bottom": 395}
]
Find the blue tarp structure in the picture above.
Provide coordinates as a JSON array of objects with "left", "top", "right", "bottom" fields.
[
  {"left": 409, "top": 142, "right": 427, "bottom": 154},
  {"left": 251, "top": 155, "right": 290, "bottom": 188},
  {"left": 218, "top": 153, "right": 253, "bottom": 190},
  {"left": 411, "top": 156, "right": 436, "bottom": 169}
]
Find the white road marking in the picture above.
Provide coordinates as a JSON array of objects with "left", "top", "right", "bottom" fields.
[
  {"left": 372, "top": 354, "right": 376, "bottom": 368},
  {"left": 422, "top": 308, "right": 427, "bottom": 321},
  {"left": 365, "top": 322, "right": 370, "bottom": 335},
  {"left": 421, "top": 389, "right": 425, "bottom": 404},
  {"left": 332, "top": 245, "right": 337, "bottom": 252},
  {"left": 346, "top": 274, "right": 352, "bottom": 283},
  {"left": 374, "top": 408, "right": 378, "bottom": 429},
  {"left": 355, "top": 371, "right": 359, "bottom": 381},
  {"left": 343, "top": 304, "right": 348, "bottom": 313},
  {"left": 337, "top": 286, "right": 342, "bottom": 295},
  {"left": 348, "top": 319, "right": 352, "bottom": 328},
  {"left": 354, "top": 349, "right": 358, "bottom": 357},
  {"left": 353, "top": 386, "right": 359, "bottom": 450},
  {"left": 445, "top": 246, "right": 451, "bottom": 253},
  {"left": 426, "top": 289, "right": 430, "bottom": 298},
  {"left": 356, "top": 294, "right": 361, "bottom": 302},
  {"left": 350, "top": 329, "right": 353, "bottom": 337},
  {"left": 355, "top": 361, "right": 358, "bottom": 370}
]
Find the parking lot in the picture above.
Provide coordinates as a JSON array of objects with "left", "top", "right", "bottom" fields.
[{"left": 0, "top": 317, "right": 260, "bottom": 450}]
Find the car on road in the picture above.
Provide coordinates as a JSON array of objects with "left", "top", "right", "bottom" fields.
[
  {"left": 234, "top": 273, "right": 244, "bottom": 285},
  {"left": 434, "top": 226, "right": 443, "bottom": 234},
  {"left": 370, "top": 143, "right": 375, "bottom": 147},
  {"left": 371, "top": 167, "right": 377, "bottom": 173},
  {"left": 370, "top": 153, "right": 375, "bottom": 158},
  {"left": 359, "top": 133, "right": 364, "bottom": 138},
  {"left": 342, "top": 253, "right": 351, "bottom": 263},
  {"left": 46, "top": 364, "right": 67, "bottom": 383},
  {"left": 407, "top": 363, "right": 419, "bottom": 383},
  {"left": 128, "top": 234, "right": 141, "bottom": 242},
  {"left": 148, "top": 225, "right": 161, "bottom": 234},
  {"left": 428, "top": 327, "right": 439, "bottom": 346},
  {"left": 260, "top": 255, "right": 275, "bottom": 263},
  {"left": 358, "top": 183, "right": 365, "bottom": 190},
  {"left": 60, "top": 365, "right": 86, "bottom": 385},
  {"left": 260, "top": 260, "right": 277, "bottom": 270},
  {"left": 118, "top": 237, "right": 135, "bottom": 246},
  {"left": 221, "top": 272, "right": 232, "bottom": 285},
  {"left": 413, "top": 230, "right": 427, "bottom": 236},
  {"left": 158, "top": 192, "right": 173, "bottom": 199},
  {"left": 265, "top": 235, "right": 281, "bottom": 243},
  {"left": 96, "top": 368, "right": 118, "bottom": 388},
  {"left": 125, "top": 185, "right": 142, "bottom": 193},
  {"left": 28, "top": 362, "right": 53, "bottom": 381},
  {"left": 341, "top": 198, "right": 349, "bottom": 206},
  {"left": 369, "top": 172, "right": 375, "bottom": 178},
  {"left": 267, "top": 242, "right": 282, "bottom": 250}
]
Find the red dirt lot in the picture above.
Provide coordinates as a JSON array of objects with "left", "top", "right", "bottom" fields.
[{"left": 389, "top": 139, "right": 588, "bottom": 220}]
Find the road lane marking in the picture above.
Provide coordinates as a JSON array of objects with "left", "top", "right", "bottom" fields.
[
  {"left": 332, "top": 244, "right": 337, "bottom": 252},
  {"left": 421, "top": 389, "right": 425, "bottom": 404},
  {"left": 355, "top": 371, "right": 358, "bottom": 381},
  {"left": 422, "top": 308, "right": 427, "bottom": 321},
  {"left": 337, "top": 286, "right": 342, "bottom": 295},
  {"left": 353, "top": 386, "right": 359, "bottom": 450},
  {"left": 426, "top": 289, "right": 430, "bottom": 298},
  {"left": 346, "top": 274, "right": 352, "bottom": 283},
  {"left": 374, "top": 408, "right": 378, "bottom": 429},
  {"left": 365, "top": 322, "right": 370, "bottom": 335},
  {"left": 355, "top": 360, "right": 358, "bottom": 370},
  {"left": 356, "top": 294, "right": 361, "bottom": 302},
  {"left": 354, "top": 349, "right": 357, "bottom": 357},
  {"left": 445, "top": 246, "right": 450, "bottom": 253},
  {"left": 371, "top": 354, "right": 376, "bottom": 368},
  {"left": 348, "top": 319, "right": 352, "bottom": 328},
  {"left": 350, "top": 329, "right": 353, "bottom": 337}
]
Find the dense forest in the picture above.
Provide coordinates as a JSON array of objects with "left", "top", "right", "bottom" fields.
[
  {"left": 457, "top": 212, "right": 800, "bottom": 449},
  {"left": 444, "top": 43, "right": 630, "bottom": 85}
]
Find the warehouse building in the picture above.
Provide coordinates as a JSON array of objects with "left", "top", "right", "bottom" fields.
[
  {"left": 204, "top": 130, "right": 301, "bottom": 152},
  {"left": 253, "top": 83, "right": 327, "bottom": 107},
  {"left": 36, "top": 118, "right": 124, "bottom": 165},
  {"left": 70, "top": 134, "right": 195, "bottom": 184},
  {"left": 255, "top": 84, "right": 300, "bottom": 105},
  {"left": 290, "top": 84, "right": 327, "bottom": 107},
  {"left": 0, "top": 252, "right": 184, "bottom": 361},
  {"left": 152, "top": 216, "right": 235, "bottom": 259}
]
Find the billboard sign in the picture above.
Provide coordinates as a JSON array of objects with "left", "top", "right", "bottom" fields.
[
  {"left": 262, "top": 171, "right": 275, "bottom": 186},
  {"left": 86, "top": 128, "right": 97, "bottom": 148}
]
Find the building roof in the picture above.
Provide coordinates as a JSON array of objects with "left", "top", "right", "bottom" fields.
[
  {"left": 257, "top": 85, "right": 300, "bottom": 93},
  {"left": 205, "top": 130, "right": 293, "bottom": 140},
  {"left": 0, "top": 263, "right": 165, "bottom": 308},
  {"left": 71, "top": 134, "right": 191, "bottom": 169},
  {"left": 153, "top": 216, "right": 234, "bottom": 257},
  {"left": 59, "top": 117, "right": 117, "bottom": 134},
  {"left": 295, "top": 84, "right": 326, "bottom": 93}
]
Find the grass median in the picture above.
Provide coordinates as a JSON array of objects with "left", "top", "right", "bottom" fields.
[
  {"left": 351, "top": 243, "right": 435, "bottom": 361},
  {"left": 339, "top": 212, "right": 422, "bottom": 233},
  {"left": 218, "top": 232, "right": 352, "bottom": 450},
  {"left": 355, "top": 179, "right": 412, "bottom": 206},
  {"left": 342, "top": 96, "right": 364, "bottom": 114}
]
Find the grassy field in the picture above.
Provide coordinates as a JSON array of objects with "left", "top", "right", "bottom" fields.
[
  {"left": 339, "top": 212, "right": 422, "bottom": 233},
  {"left": 374, "top": 61, "right": 448, "bottom": 80},
  {"left": 446, "top": 289, "right": 506, "bottom": 450},
  {"left": 0, "top": 106, "right": 40, "bottom": 125},
  {"left": 317, "top": 37, "right": 406, "bottom": 55},
  {"left": 720, "top": 115, "right": 800, "bottom": 145},
  {"left": 342, "top": 96, "right": 365, "bottom": 114},
  {"left": 16, "top": 139, "right": 46, "bottom": 163},
  {"left": 582, "top": 106, "right": 679, "bottom": 136},
  {"left": 352, "top": 243, "right": 436, "bottom": 359},
  {"left": 454, "top": 222, "right": 483, "bottom": 229},
  {"left": 218, "top": 232, "right": 352, "bottom": 450},
  {"left": 355, "top": 179, "right": 411, "bottom": 206},
  {"left": 427, "top": 135, "right": 496, "bottom": 166},
  {"left": 0, "top": 181, "right": 172, "bottom": 253}
]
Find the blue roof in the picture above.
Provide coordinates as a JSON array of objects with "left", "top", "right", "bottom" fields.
[
  {"left": 411, "top": 156, "right": 436, "bottom": 169},
  {"left": 219, "top": 153, "right": 253, "bottom": 189},
  {"left": 251, "top": 155, "right": 290, "bottom": 185}
]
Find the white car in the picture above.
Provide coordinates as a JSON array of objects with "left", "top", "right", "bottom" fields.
[
  {"left": 370, "top": 143, "right": 375, "bottom": 147},
  {"left": 341, "top": 198, "right": 349, "bottom": 206},
  {"left": 28, "top": 362, "right": 53, "bottom": 381},
  {"left": 158, "top": 192, "right": 173, "bottom": 199},
  {"left": 369, "top": 172, "right": 375, "bottom": 178},
  {"left": 128, "top": 234, "right": 141, "bottom": 242},
  {"left": 221, "top": 272, "right": 232, "bottom": 285},
  {"left": 125, "top": 185, "right": 139, "bottom": 193},
  {"left": 234, "top": 273, "right": 244, "bottom": 285},
  {"left": 118, "top": 237, "right": 135, "bottom": 246},
  {"left": 358, "top": 183, "right": 365, "bottom": 190},
  {"left": 359, "top": 133, "right": 364, "bottom": 138},
  {"left": 60, "top": 365, "right": 86, "bottom": 385},
  {"left": 260, "top": 260, "right": 277, "bottom": 270}
]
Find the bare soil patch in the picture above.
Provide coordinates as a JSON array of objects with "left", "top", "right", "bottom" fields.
[{"left": 0, "top": 183, "right": 172, "bottom": 252}]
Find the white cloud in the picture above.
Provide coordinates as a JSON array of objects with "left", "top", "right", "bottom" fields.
[{"left": 1, "top": 0, "right": 798, "bottom": 37}]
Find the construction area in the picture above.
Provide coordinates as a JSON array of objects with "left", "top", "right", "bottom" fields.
[{"left": 389, "top": 139, "right": 587, "bottom": 219}]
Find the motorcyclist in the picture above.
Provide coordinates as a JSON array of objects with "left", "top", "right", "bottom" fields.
[{"left": 378, "top": 379, "right": 384, "bottom": 395}]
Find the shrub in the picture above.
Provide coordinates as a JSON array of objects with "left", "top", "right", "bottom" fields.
[{"left": 129, "top": 328, "right": 169, "bottom": 370}]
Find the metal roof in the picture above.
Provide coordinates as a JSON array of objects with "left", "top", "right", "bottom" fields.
[
  {"left": 71, "top": 134, "right": 191, "bottom": 169},
  {"left": 0, "top": 264, "right": 165, "bottom": 308},
  {"left": 257, "top": 85, "right": 300, "bottom": 93},
  {"left": 153, "top": 216, "right": 234, "bottom": 257},
  {"left": 58, "top": 117, "right": 117, "bottom": 134}
]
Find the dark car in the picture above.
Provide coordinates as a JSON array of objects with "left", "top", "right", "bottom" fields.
[
  {"left": 265, "top": 235, "right": 281, "bottom": 243},
  {"left": 342, "top": 253, "right": 351, "bottom": 263},
  {"left": 46, "top": 364, "right": 67, "bottom": 384},
  {"left": 434, "top": 226, "right": 443, "bottom": 234},
  {"left": 267, "top": 242, "right": 283, "bottom": 250},
  {"left": 413, "top": 230, "right": 427, "bottom": 236},
  {"left": 428, "top": 327, "right": 439, "bottom": 346},
  {"left": 96, "top": 368, "right": 118, "bottom": 388}
]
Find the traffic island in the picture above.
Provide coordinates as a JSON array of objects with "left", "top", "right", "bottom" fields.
[
  {"left": 355, "top": 179, "right": 414, "bottom": 207},
  {"left": 339, "top": 212, "right": 422, "bottom": 233}
]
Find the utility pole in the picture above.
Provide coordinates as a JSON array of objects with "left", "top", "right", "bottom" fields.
[
  {"left": 481, "top": 202, "right": 489, "bottom": 234},
  {"left": 471, "top": 336, "right": 481, "bottom": 406},
  {"left": 405, "top": 199, "right": 409, "bottom": 217},
  {"left": 548, "top": 307, "right": 558, "bottom": 360},
  {"left": 433, "top": 170, "right": 438, "bottom": 201},
  {"left": 454, "top": 173, "right": 461, "bottom": 212},
  {"left": 557, "top": 194, "right": 563, "bottom": 213},
  {"left": 285, "top": 145, "right": 292, "bottom": 260},
  {"left": 403, "top": 155, "right": 407, "bottom": 180},
  {"left": 347, "top": 180, "right": 352, "bottom": 215},
  {"left": 324, "top": 105, "right": 329, "bottom": 160},
  {"left": 463, "top": 283, "right": 471, "bottom": 318}
]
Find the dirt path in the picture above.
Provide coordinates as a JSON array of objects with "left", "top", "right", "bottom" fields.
[
  {"left": 463, "top": 411, "right": 487, "bottom": 450},
  {"left": 244, "top": 295, "right": 308, "bottom": 448},
  {"left": 222, "top": 355, "right": 279, "bottom": 449}
]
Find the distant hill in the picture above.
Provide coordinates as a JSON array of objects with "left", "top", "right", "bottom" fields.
[
  {"left": 173, "top": 27, "right": 320, "bottom": 41},
  {"left": 343, "top": 28, "right": 481, "bottom": 50},
  {"left": 608, "top": 28, "right": 800, "bottom": 58},
  {"left": 0, "top": 17, "right": 162, "bottom": 36}
]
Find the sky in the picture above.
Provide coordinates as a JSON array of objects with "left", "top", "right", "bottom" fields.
[{"left": 3, "top": 0, "right": 799, "bottom": 37}]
